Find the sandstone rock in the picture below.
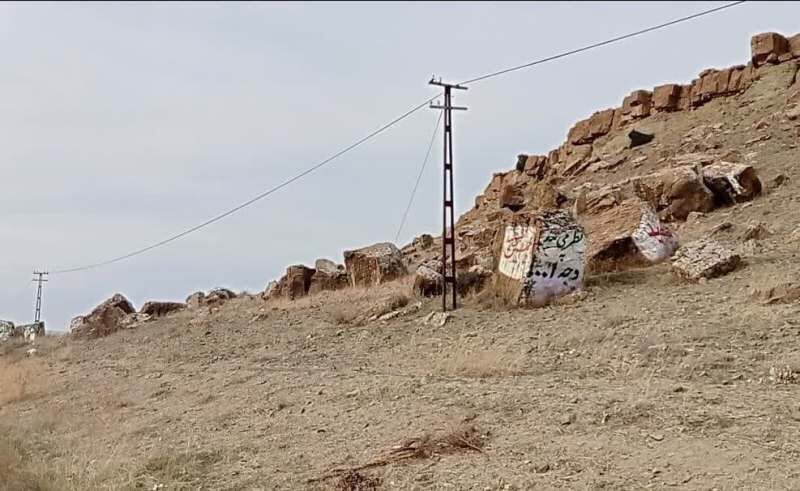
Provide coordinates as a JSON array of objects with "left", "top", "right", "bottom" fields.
[
  {"left": 413, "top": 265, "right": 443, "bottom": 297},
  {"left": 671, "top": 239, "right": 741, "bottom": 282},
  {"left": 621, "top": 90, "right": 652, "bottom": 120},
  {"left": 749, "top": 282, "right": 800, "bottom": 305},
  {"left": 653, "top": 84, "right": 682, "bottom": 112},
  {"left": 515, "top": 154, "right": 528, "bottom": 172},
  {"left": 702, "top": 162, "right": 762, "bottom": 205},
  {"left": 412, "top": 234, "right": 434, "bottom": 250},
  {"left": 205, "top": 287, "right": 236, "bottom": 307},
  {"left": 567, "top": 109, "right": 616, "bottom": 145},
  {"left": 493, "top": 210, "right": 586, "bottom": 307},
  {"left": 309, "top": 259, "right": 348, "bottom": 295},
  {"left": 523, "top": 154, "right": 550, "bottom": 180},
  {"left": 277, "top": 265, "right": 315, "bottom": 300},
  {"left": 0, "top": 320, "right": 16, "bottom": 341},
  {"left": 582, "top": 199, "right": 677, "bottom": 272},
  {"left": 186, "top": 291, "right": 205, "bottom": 309},
  {"left": 790, "top": 33, "right": 800, "bottom": 58},
  {"left": 628, "top": 129, "right": 654, "bottom": 148},
  {"left": 499, "top": 181, "right": 526, "bottom": 211},
  {"left": 739, "top": 222, "right": 771, "bottom": 241},
  {"left": 632, "top": 165, "right": 715, "bottom": 221},
  {"left": 19, "top": 322, "right": 45, "bottom": 341},
  {"left": 630, "top": 206, "right": 679, "bottom": 263},
  {"left": 140, "top": 301, "right": 185, "bottom": 318},
  {"left": 751, "top": 32, "right": 790, "bottom": 67},
  {"left": 70, "top": 293, "right": 136, "bottom": 338},
  {"left": 344, "top": 242, "right": 408, "bottom": 287},
  {"left": 262, "top": 281, "right": 279, "bottom": 300}
]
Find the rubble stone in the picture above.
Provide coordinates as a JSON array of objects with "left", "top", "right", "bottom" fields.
[{"left": 671, "top": 239, "right": 741, "bottom": 282}]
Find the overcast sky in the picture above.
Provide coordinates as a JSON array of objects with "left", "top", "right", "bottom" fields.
[{"left": 1, "top": 1, "right": 798, "bottom": 331}]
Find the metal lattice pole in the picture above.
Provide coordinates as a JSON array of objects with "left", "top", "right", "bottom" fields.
[
  {"left": 429, "top": 79, "right": 467, "bottom": 311},
  {"left": 32, "top": 270, "right": 48, "bottom": 323}
]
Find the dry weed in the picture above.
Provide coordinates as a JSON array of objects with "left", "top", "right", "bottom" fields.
[
  {"left": 311, "top": 423, "right": 486, "bottom": 485},
  {"left": 0, "top": 433, "right": 72, "bottom": 491},
  {"left": 335, "top": 470, "right": 381, "bottom": 491},
  {"left": 437, "top": 348, "right": 526, "bottom": 378},
  {"left": 377, "top": 293, "right": 410, "bottom": 316},
  {"left": 0, "top": 360, "right": 34, "bottom": 406},
  {"left": 136, "top": 449, "right": 224, "bottom": 489},
  {"left": 330, "top": 307, "right": 359, "bottom": 326}
]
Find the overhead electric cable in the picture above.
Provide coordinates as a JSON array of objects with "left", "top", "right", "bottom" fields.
[
  {"left": 51, "top": 94, "right": 440, "bottom": 274},
  {"left": 459, "top": 1, "right": 747, "bottom": 85},
  {"left": 47, "top": 0, "right": 748, "bottom": 274}
]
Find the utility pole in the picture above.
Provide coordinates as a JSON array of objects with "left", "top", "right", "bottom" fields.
[
  {"left": 32, "top": 270, "right": 48, "bottom": 324},
  {"left": 429, "top": 78, "right": 467, "bottom": 311}
]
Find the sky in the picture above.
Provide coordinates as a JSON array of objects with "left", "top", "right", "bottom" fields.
[{"left": 1, "top": 1, "right": 798, "bottom": 331}]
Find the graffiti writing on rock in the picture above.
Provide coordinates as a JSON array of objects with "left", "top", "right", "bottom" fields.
[
  {"left": 522, "top": 225, "right": 586, "bottom": 306},
  {"left": 499, "top": 225, "right": 536, "bottom": 280},
  {"left": 631, "top": 208, "right": 678, "bottom": 263}
]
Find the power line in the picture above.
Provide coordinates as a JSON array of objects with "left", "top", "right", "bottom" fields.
[
  {"left": 48, "top": 0, "right": 748, "bottom": 274},
  {"left": 51, "top": 93, "right": 441, "bottom": 275},
  {"left": 459, "top": 1, "right": 747, "bottom": 86},
  {"left": 394, "top": 109, "right": 443, "bottom": 243}
]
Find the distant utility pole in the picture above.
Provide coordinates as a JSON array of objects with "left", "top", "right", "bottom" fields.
[
  {"left": 429, "top": 78, "right": 467, "bottom": 312},
  {"left": 32, "top": 270, "right": 48, "bottom": 324}
]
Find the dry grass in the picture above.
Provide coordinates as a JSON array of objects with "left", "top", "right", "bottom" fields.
[
  {"left": 437, "top": 348, "right": 526, "bottom": 378},
  {"left": 330, "top": 307, "right": 360, "bottom": 326},
  {"left": 0, "top": 433, "right": 70, "bottom": 491},
  {"left": 374, "top": 292, "right": 410, "bottom": 317},
  {"left": 135, "top": 449, "right": 225, "bottom": 490},
  {"left": 0, "top": 360, "right": 36, "bottom": 406}
]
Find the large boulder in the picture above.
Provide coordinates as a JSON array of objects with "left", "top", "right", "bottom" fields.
[
  {"left": 493, "top": 210, "right": 586, "bottom": 307},
  {"left": 631, "top": 165, "right": 715, "bottom": 221},
  {"left": 276, "top": 265, "right": 316, "bottom": 300},
  {"left": 140, "top": 301, "right": 186, "bottom": 318},
  {"left": 701, "top": 162, "right": 762, "bottom": 205},
  {"left": 580, "top": 198, "right": 678, "bottom": 272},
  {"left": 186, "top": 291, "right": 206, "bottom": 309},
  {"left": 0, "top": 320, "right": 17, "bottom": 341},
  {"left": 344, "top": 242, "right": 408, "bottom": 287},
  {"left": 70, "top": 293, "right": 136, "bottom": 338},
  {"left": 671, "top": 239, "right": 741, "bottom": 282},
  {"left": 308, "top": 259, "right": 349, "bottom": 295},
  {"left": 413, "top": 264, "right": 443, "bottom": 297},
  {"left": 751, "top": 32, "right": 791, "bottom": 67},
  {"left": 19, "top": 322, "right": 45, "bottom": 341}
]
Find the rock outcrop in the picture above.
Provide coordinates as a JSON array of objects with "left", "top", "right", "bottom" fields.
[
  {"left": 140, "top": 301, "right": 185, "bottom": 318},
  {"left": 344, "top": 242, "right": 407, "bottom": 287},
  {"left": 274, "top": 265, "right": 316, "bottom": 300},
  {"left": 308, "top": 259, "right": 349, "bottom": 295},
  {"left": 70, "top": 293, "right": 136, "bottom": 338}
]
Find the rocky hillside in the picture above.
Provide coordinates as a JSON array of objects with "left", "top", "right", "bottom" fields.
[{"left": 4, "top": 31, "right": 798, "bottom": 339}]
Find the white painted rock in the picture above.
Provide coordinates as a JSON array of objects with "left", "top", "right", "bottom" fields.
[{"left": 631, "top": 206, "right": 679, "bottom": 263}]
